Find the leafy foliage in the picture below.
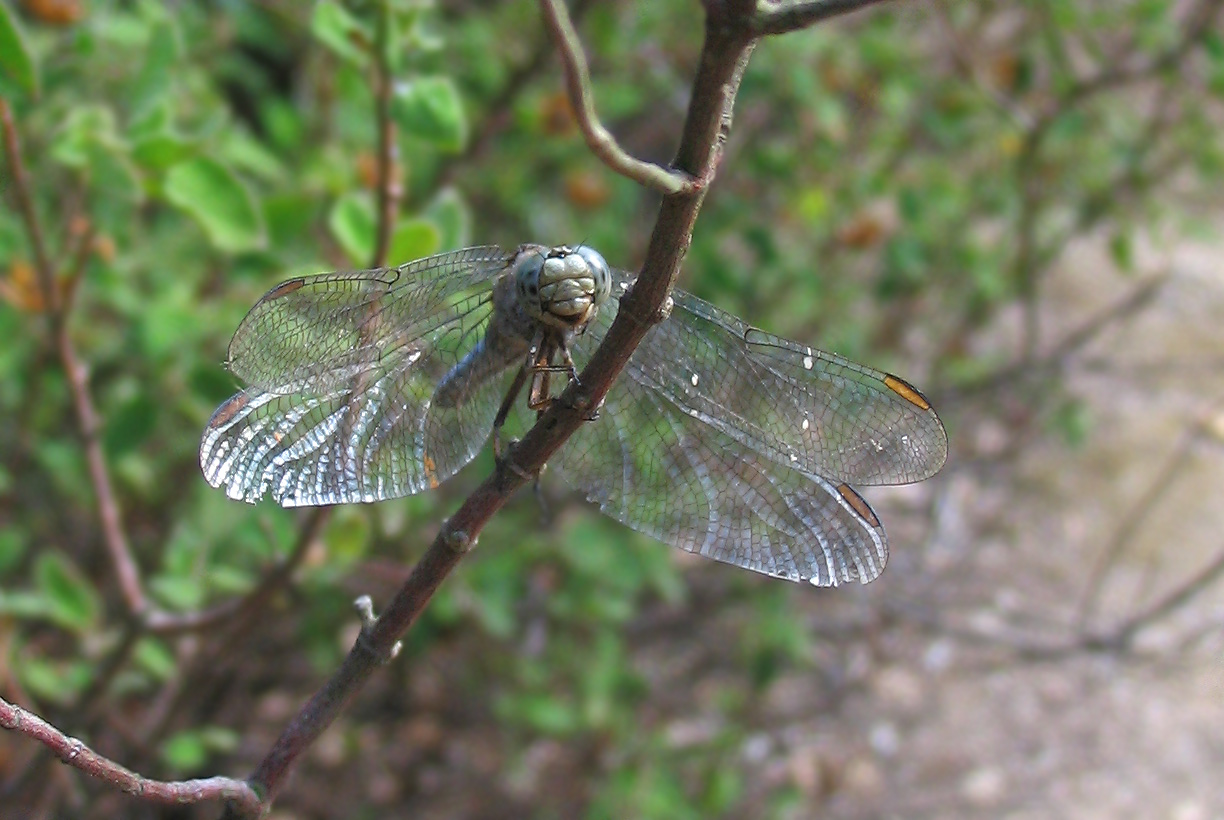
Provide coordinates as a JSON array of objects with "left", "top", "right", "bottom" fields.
[{"left": 1, "top": 0, "right": 1220, "bottom": 817}]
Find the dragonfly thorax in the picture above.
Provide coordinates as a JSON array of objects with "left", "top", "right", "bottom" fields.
[{"left": 514, "top": 245, "right": 612, "bottom": 330}]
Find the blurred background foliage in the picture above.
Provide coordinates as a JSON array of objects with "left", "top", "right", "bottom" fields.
[{"left": 2, "top": 0, "right": 1223, "bottom": 818}]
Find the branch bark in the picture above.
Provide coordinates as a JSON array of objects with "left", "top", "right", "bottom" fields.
[
  {"left": 1, "top": 98, "right": 147, "bottom": 617},
  {"left": 538, "top": 0, "right": 698, "bottom": 195},
  {"left": 0, "top": 696, "right": 261, "bottom": 813}
]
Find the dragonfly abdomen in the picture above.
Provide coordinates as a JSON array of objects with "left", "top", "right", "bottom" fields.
[{"left": 433, "top": 278, "right": 532, "bottom": 409}]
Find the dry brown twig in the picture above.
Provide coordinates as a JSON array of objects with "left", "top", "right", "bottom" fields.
[{"left": 0, "top": 697, "right": 260, "bottom": 813}]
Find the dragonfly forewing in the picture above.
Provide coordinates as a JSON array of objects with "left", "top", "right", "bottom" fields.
[
  {"left": 201, "top": 247, "right": 518, "bottom": 505},
  {"left": 551, "top": 269, "right": 947, "bottom": 585}
]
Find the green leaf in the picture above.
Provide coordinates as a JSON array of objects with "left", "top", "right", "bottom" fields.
[
  {"left": 161, "top": 730, "right": 208, "bottom": 771},
  {"left": 129, "top": 19, "right": 180, "bottom": 119},
  {"left": 164, "top": 158, "right": 266, "bottom": 253},
  {"left": 35, "top": 552, "right": 100, "bottom": 631},
  {"left": 328, "top": 192, "right": 375, "bottom": 265},
  {"left": 131, "top": 132, "right": 194, "bottom": 172},
  {"left": 149, "top": 574, "right": 206, "bottom": 611},
  {"left": 387, "top": 218, "right": 440, "bottom": 264},
  {"left": 20, "top": 658, "right": 91, "bottom": 705},
  {"left": 326, "top": 510, "right": 371, "bottom": 563},
  {"left": 0, "top": 3, "right": 38, "bottom": 97},
  {"left": 1108, "top": 232, "right": 1134, "bottom": 272},
  {"left": 134, "top": 637, "right": 178, "bottom": 682},
  {"left": 104, "top": 394, "right": 158, "bottom": 457},
  {"left": 160, "top": 726, "right": 240, "bottom": 772},
  {"left": 501, "top": 694, "right": 579, "bottom": 735},
  {"left": 0, "top": 529, "right": 26, "bottom": 573},
  {"left": 310, "top": 1, "right": 370, "bottom": 66},
  {"left": 50, "top": 106, "right": 121, "bottom": 169},
  {"left": 424, "top": 188, "right": 471, "bottom": 250},
  {"left": 392, "top": 76, "right": 467, "bottom": 151}
]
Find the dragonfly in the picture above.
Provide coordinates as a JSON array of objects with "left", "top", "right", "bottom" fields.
[{"left": 200, "top": 244, "right": 947, "bottom": 586}]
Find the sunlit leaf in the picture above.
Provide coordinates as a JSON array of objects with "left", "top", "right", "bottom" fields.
[
  {"left": 424, "top": 187, "right": 471, "bottom": 250},
  {"left": 310, "top": 0, "right": 369, "bottom": 66},
  {"left": 164, "top": 157, "right": 266, "bottom": 252},
  {"left": 392, "top": 76, "right": 466, "bottom": 151},
  {"left": 328, "top": 192, "right": 375, "bottom": 265},
  {"left": 387, "top": 218, "right": 440, "bottom": 264},
  {"left": 0, "top": 3, "right": 38, "bottom": 97},
  {"left": 129, "top": 18, "right": 180, "bottom": 118}
]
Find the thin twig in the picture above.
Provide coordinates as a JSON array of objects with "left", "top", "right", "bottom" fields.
[
  {"left": 1075, "top": 400, "right": 1224, "bottom": 630},
  {"left": 435, "top": 0, "right": 596, "bottom": 191},
  {"left": 537, "top": 0, "right": 697, "bottom": 196},
  {"left": 947, "top": 272, "right": 1167, "bottom": 399},
  {"left": 1108, "top": 546, "right": 1224, "bottom": 648},
  {"left": 1, "top": 98, "right": 147, "bottom": 617},
  {"left": 752, "top": 0, "right": 897, "bottom": 34},
  {"left": 0, "top": 697, "right": 261, "bottom": 813},
  {"left": 1, "top": 100, "right": 55, "bottom": 307},
  {"left": 59, "top": 217, "right": 96, "bottom": 315},
  {"left": 930, "top": 0, "right": 1033, "bottom": 129}
]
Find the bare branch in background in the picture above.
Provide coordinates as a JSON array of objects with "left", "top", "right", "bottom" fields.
[
  {"left": 0, "top": 697, "right": 261, "bottom": 814},
  {"left": 538, "top": 0, "right": 699, "bottom": 196},
  {"left": 1076, "top": 404, "right": 1224, "bottom": 630},
  {"left": 1, "top": 98, "right": 147, "bottom": 618},
  {"left": 436, "top": 0, "right": 596, "bottom": 190}
]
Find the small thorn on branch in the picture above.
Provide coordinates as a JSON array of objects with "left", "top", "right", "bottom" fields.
[{"left": 354, "top": 595, "right": 402, "bottom": 663}]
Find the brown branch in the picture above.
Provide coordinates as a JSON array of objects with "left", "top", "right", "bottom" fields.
[
  {"left": 752, "top": 0, "right": 897, "bottom": 34},
  {"left": 538, "top": 0, "right": 698, "bottom": 196},
  {"left": 59, "top": 217, "right": 96, "bottom": 315},
  {"left": 1, "top": 98, "right": 147, "bottom": 617},
  {"left": 943, "top": 271, "right": 1167, "bottom": 402},
  {"left": 1, "top": 100, "right": 55, "bottom": 307},
  {"left": 0, "top": 696, "right": 261, "bottom": 813}
]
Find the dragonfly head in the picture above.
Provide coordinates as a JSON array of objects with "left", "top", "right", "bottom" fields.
[{"left": 515, "top": 245, "right": 612, "bottom": 330}]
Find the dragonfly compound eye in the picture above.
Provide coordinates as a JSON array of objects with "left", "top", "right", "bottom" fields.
[
  {"left": 573, "top": 245, "right": 612, "bottom": 308},
  {"left": 514, "top": 254, "right": 547, "bottom": 319}
]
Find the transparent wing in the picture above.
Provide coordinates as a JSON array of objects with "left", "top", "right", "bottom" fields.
[
  {"left": 200, "top": 246, "right": 516, "bottom": 506},
  {"left": 552, "top": 273, "right": 949, "bottom": 586}
]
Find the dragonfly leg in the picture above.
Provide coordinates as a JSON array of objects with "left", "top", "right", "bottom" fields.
[{"left": 556, "top": 343, "right": 603, "bottom": 421}]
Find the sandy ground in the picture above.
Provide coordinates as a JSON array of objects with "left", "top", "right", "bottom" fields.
[{"left": 763, "top": 231, "right": 1224, "bottom": 819}]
